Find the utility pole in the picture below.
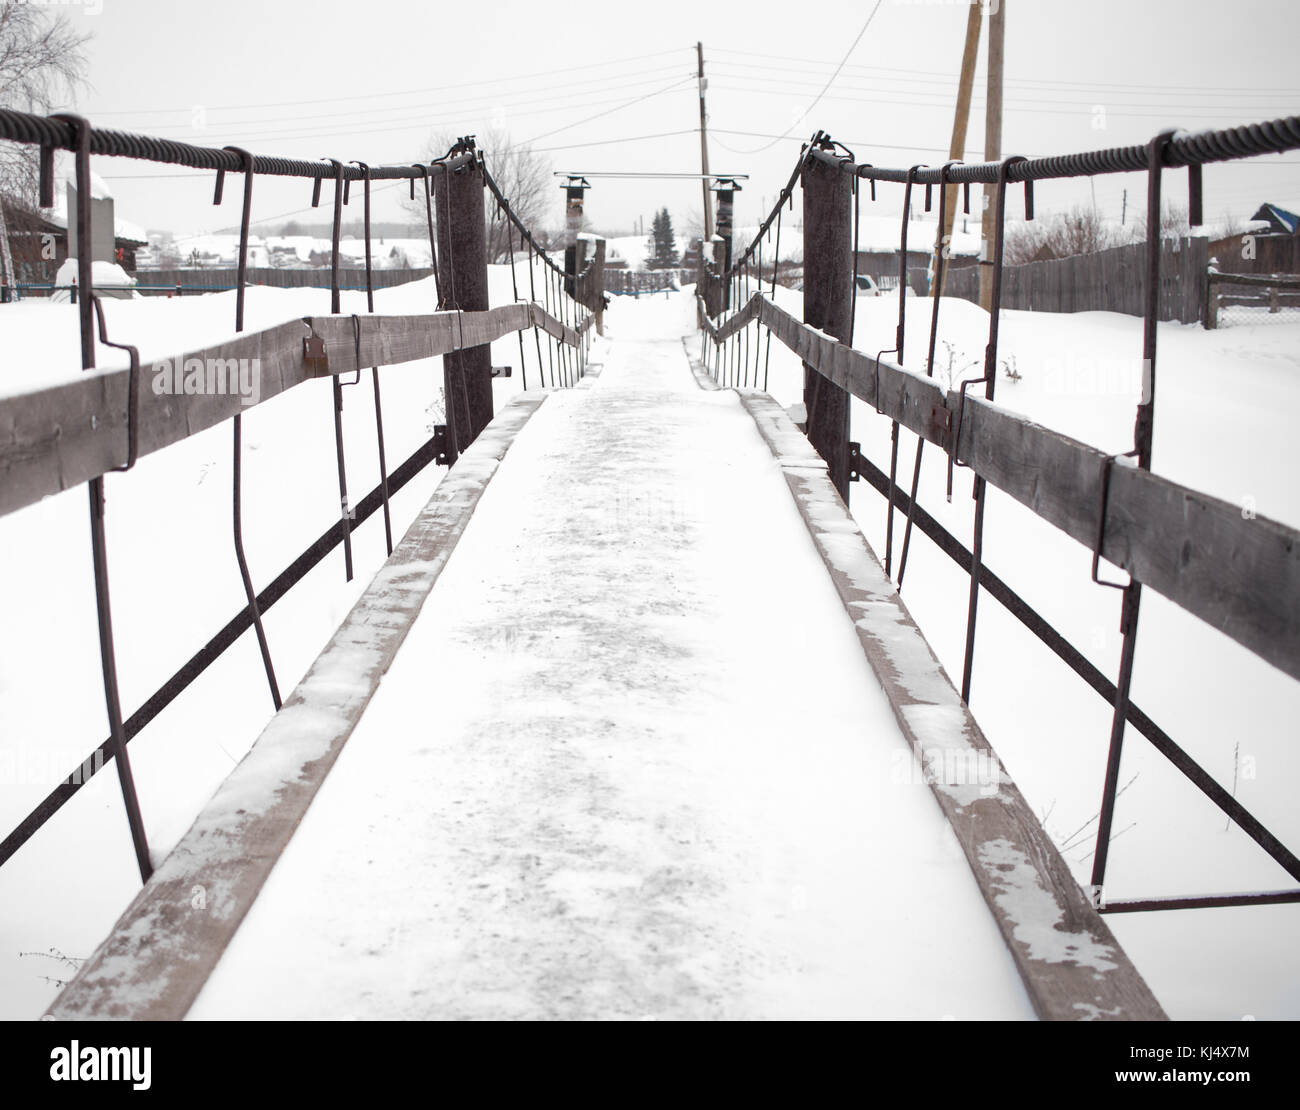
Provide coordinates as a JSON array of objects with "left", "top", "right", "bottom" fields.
[
  {"left": 697, "top": 42, "right": 714, "bottom": 244},
  {"left": 1121, "top": 188, "right": 1128, "bottom": 226},
  {"left": 937, "top": 0, "right": 982, "bottom": 297},
  {"left": 978, "top": 0, "right": 1004, "bottom": 310}
]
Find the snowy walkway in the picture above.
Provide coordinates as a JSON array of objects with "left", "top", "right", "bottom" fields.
[{"left": 167, "top": 297, "right": 1033, "bottom": 1020}]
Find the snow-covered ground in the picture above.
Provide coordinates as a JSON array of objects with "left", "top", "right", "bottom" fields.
[
  {"left": 185, "top": 294, "right": 1035, "bottom": 1020},
  {"left": 2, "top": 266, "right": 1296, "bottom": 1019},
  {"left": 746, "top": 281, "right": 1300, "bottom": 1019},
  {"left": 0, "top": 263, "right": 557, "bottom": 1018}
]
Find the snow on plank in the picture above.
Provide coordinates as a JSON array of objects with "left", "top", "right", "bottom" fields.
[
  {"left": 47, "top": 392, "right": 545, "bottom": 1021},
  {"left": 177, "top": 300, "right": 1034, "bottom": 1019}
]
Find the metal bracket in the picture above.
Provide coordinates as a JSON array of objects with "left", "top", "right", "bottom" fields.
[
  {"left": 929, "top": 403, "right": 952, "bottom": 445},
  {"left": 1091, "top": 449, "right": 1140, "bottom": 590},
  {"left": 873, "top": 348, "right": 896, "bottom": 415},
  {"left": 848, "top": 441, "right": 864, "bottom": 483},
  {"left": 303, "top": 332, "right": 329, "bottom": 374},
  {"left": 91, "top": 296, "right": 141, "bottom": 472},
  {"left": 433, "top": 424, "right": 453, "bottom": 467},
  {"left": 946, "top": 374, "right": 989, "bottom": 501},
  {"left": 491, "top": 365, "right": 512, "bottom": 379}
]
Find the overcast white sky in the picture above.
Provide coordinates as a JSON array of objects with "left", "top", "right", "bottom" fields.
[{"left": 51, "top": 0, "right": 1300, "bottom": 239}]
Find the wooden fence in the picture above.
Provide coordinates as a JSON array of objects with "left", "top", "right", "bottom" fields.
[
  {"left": 1205, "top": 270, "right": 1300, "bottom": 328},
  {"left": 944, "top": 237, "right": 1208, "bottom": 324},
  {"left": 605, "top": 268, "right": 693, "bottom": 295},
  {"left": 133, "top": 266, "right": 436, "bottom": 292}
]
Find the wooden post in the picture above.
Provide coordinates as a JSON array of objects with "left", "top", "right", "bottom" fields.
[
  {"left": 697, "top": 42, "right": 714, "bottom": 243},
  {"left": 713, "top": 178, "right": 739, "bottom": 310},
  {"left": 592, "top": 238, "right": 607, "bottom": 336},
  {"left": 938, "top": 0, "right": 983, "bottom": 296},
  {"left": 435, "top": 153, "right": 493, "bottom": 449},
  {"left": 561, "top": 176, "right": 588, "bottom": 299},
  {"left": 801, "top": 149, "right": 853, "bottom": 501},
  {"left": 978, "top": 0, "right": 1005, "bottom": 310},
  {"left": 710, "top": 239, "right": 726, "bottom": 317}
]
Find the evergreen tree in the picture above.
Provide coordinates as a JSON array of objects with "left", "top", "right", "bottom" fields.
[{"left": 647, "top": 207, "right": 680, "bottom": 269}]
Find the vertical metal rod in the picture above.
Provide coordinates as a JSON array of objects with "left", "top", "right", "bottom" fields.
[
  {"left": 884, "top": 168, "right": 923, "bottom": 578},
  {"left": 763, "top": 203, "right": 782, "bottom": 391},
  {"left": 960, "top": 158, "right": 1021, "bottom": 704},
  {"left": 742, "top": 262, "right": 750, "bottom": 388},
  {"left": 504, "top": 209, "right": 529, "bottom": 390},
  {"left": 525, "top": 237, "right": 545, "bottom": 387},
  {"left": 897, "top": 161, "right": 957, "bottom": 590},
  {"left": 328, "top": 159, "right": 354, "bottom": 582},
  {"left": 356, "top": 161, "right": 393, "bottom": 556},
  {"left": 57, "top": 113, "right": 153, "bottom": 883},
  {"left": 1090, "top": 131, "right": 1175, "bottom": 898},
  {"left": 850, "top": 172, "right": 861, "bottom": 347},
  {"left": 222, "top": 146, "right": 281, "bottom": 710}
]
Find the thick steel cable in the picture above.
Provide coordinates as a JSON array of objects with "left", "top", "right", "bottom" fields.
[{"left": 1, "top": 107, "right": 474, "bottom": 181}]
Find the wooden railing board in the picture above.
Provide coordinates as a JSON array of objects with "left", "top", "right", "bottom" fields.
[
  {"left": 0, "top": 302, "right": 590, "bottom": 519},
  {"left": 705, "top": 291, "right": 1300, "bottom": 683}
]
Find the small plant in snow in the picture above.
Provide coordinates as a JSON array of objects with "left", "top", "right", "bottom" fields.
[
  {"left": 937, "top": 341, "right": 980, "bottom": 390},
  {"left": 1002, "top": 355, "right": 1022, "bottom": 383}
]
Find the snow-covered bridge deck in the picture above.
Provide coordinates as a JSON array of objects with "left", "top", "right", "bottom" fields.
[{"left": 51, "top": 297, "right": 1162, "bottom": 1021}]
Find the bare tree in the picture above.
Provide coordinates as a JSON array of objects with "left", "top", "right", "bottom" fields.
[
  {"left": 1132, "top": 201, "right": 1190, "bottom": 243},
  {"left": 404, "top": 127, "right": 555, "bottom": 264},
  {"left": 0, "top": 4, "right": 90, "bottom": 203},
  {"left": 1004, "top": 205, "right": 1122, "bottom": 264}
]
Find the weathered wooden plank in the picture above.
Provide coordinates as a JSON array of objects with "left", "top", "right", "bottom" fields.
[
  {"left": 0, "top": 319, "right": 310, "bottom": 519},
  {"left": 49, "top": 393, "right": 548, "bottom": 1020},
  {"left": 756, "top": 295, "right": 1300, "bottom": 682},
  {"left": 0, "top": 303, "right": 583, "bottom": 519},
  {"left": 528, "top": 302, "right": 589, "bottom": 348},
  {"left": 307, "top": 304, "right": 534, "bottom": 374},
  {"left": 755, "top": 295, "right": 951, "bottom": 449},
  {"left": 955, "top": 395, "right": 1300, "bottom": 680},
  {"left": 739, "top": 391, "right": 1167, "bottom": 1021}
]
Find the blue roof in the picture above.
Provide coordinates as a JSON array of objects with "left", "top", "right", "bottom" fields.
[{"left": 1257, "top": 203, "right": 1299, "bottom": 234}]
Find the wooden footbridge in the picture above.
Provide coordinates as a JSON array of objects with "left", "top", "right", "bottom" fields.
[{"left": 2, "top": 109, "right": 1299, "bottom": 1021}]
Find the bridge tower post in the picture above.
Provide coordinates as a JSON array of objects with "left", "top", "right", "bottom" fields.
[
  {"left": 711, "top": 177, "right": 740, "bottom": 311},
  {"left": 801, "top": 142, "right": 854, "bottom": 501},
  {"left": 436, "top": 143, "right": 494, "bottom": 449}
]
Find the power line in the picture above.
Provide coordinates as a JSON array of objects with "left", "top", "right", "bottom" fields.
[
  {"left": 131, "top": 73, "right": 695, "bottom": 148},
  {"left": 86, "top": 48, "right": 693, "bottom": 118},
  {"left": 530, "top": 128, "right": 698, "bottom": 154},
  {"left": 711, "top": 77, "right": 1300, "bottom": 124},
  {"left": 709, "top": 46, "right": 1300, "bottom": 96},
  {"left": 522, "top": 77, "right": 695, "bottom": 145},
  {"left": 709, "top": 74, "right": 1300, "bottom": 119},
  {"left": 143, "top": 66, "right": 689, "bottom": 135},
  {"left": 727, "top": 2, "right": 886, "bottom": 155},
  {"left": 109, "top": 79, "right": 694, "bottom": 154}
]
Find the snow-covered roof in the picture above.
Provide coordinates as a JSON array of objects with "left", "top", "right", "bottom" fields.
[{"left": 42, "top": 164, "right": 148, "bottom": 244}]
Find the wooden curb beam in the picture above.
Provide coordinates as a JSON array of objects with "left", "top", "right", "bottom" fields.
[
  {"left": 708, "top": 291, "right": 1300, "bottom": 687},
  {"left": 48, "top": 393, "right": 548, "bottom": 1020},
  {"left": 739, "top": 390, "right": 1167, "bottom": 1021}
]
